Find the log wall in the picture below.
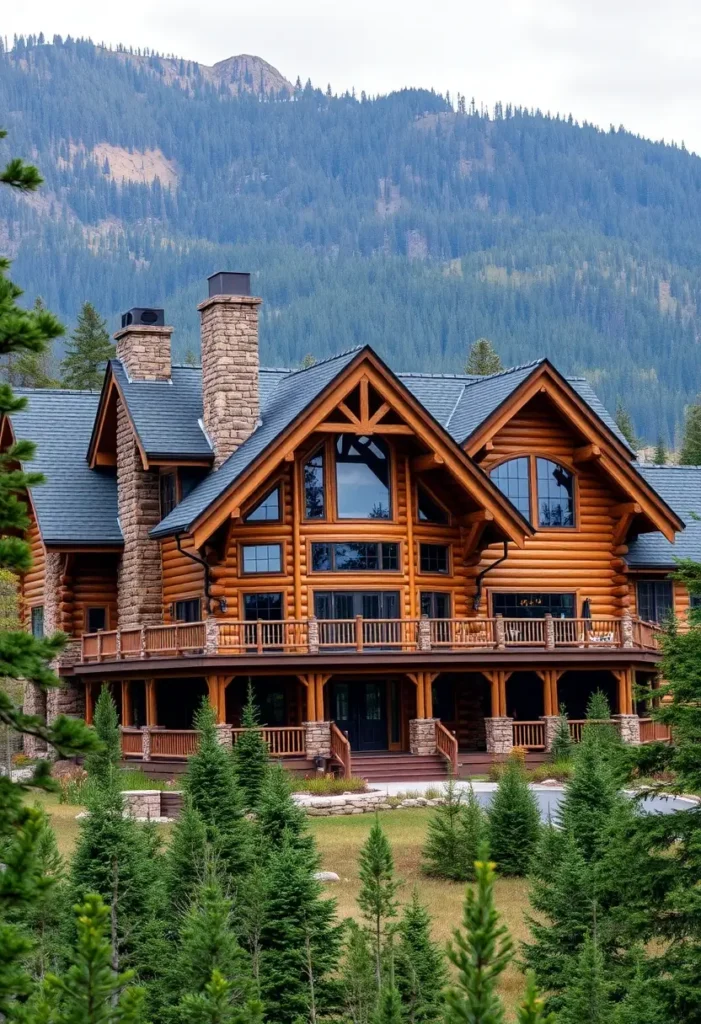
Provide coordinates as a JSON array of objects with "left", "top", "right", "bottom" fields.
[{"left": 21, "top": 516, "right": 45, "bottom": 627}]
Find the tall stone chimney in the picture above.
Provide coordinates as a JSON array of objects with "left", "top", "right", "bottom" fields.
[
  {"left": 114, "top": 308, "right": 173, "bottom": 381},
  {"left": 198, "top": 273, "right": 261, "bottom": 468}
]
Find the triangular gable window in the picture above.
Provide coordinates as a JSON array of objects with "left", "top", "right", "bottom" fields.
[
  {"left": 245, "top": 485, "right": 281, "bottom": 522},
  {"left": 417, "top": 485, "right": 449, "bottom": 524}
]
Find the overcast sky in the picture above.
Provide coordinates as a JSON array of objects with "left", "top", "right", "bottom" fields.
[{"left": 6, "top": 0, "right": 701, "bottom": 154}]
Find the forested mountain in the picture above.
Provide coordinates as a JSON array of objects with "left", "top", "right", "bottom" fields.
[{"left": 3, "top": 35, "right": 701, "bottom": 441}]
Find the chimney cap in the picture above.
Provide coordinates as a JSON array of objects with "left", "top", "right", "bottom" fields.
[
  {"left": 208, "top": 271, "right": 251, "bottom": 298},
  {"left": 120, "top": 307, "right": 165, "bottom": 329}
]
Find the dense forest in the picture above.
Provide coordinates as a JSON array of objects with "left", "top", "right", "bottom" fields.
[{"left": 3, "top": 35, "right": 701, "bottom": 441}]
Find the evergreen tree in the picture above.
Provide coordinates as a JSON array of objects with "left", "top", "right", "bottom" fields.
[
  {"left": 0, "top": 128, "right": 97, "bottom": 1019},
  {"left": 652, "top": 436, "right": 668, "bottom": 465},
  {"left": 61, "top": 301, "right": 115, "bottom": 390},
  {"left": 372, "top": 985, "right": 403, "bottom": 1024},
  {"left": 488, "top": 760, "right": 540, "bottom": 876},
  {"left": 421, "top": 778, "right": 467, "bottom": 881},
  {"left": 23, "top": 804, "right": 66, "bottom": 981},
  {"left": 460, "top": 783, "right": 489, "bottom": 882},
  {"left": 465, "top": 338, "right": 502, "bottom": 375},
  {"left": 679, "top": 402, "right": 701, "bottom": 464},
  {"left": 177, "top": 970, "right": 264, "bottom": 1024},
  {"left": 231, "top": 683, "right": 270, "bottom": 812},
  {"left": 357, "top": 817, "right": 400, "bottom": 987},
  {"left": 340, "top": 920, "right": 377, "bottom": 1024},
  {"left": 164, "top": 798, "right": 208, "bottom": 915},
  {"left": 40, "top": 894, "right": 146, "bottom": 1024},
  {"left": 444, "top": 848, "right": 512, "bottom": 1024},
  {"left": 394, "top": 889, "right": 446, "bottom": 1023},
  {"left": 183, "top": 699, "right": 251, "bottom": 879},
  {"left": 515, "top": 973, "right": 555, "bottom": 1024},
  {"left": 561, "top": 728, "right": 626, "bottom": 862},
  {"left": 259, "top": 833, "right": 340, "bottom": 1024},
  {"left": 255, "top": 761, "right": 313, "bottom": 857},
  {"left": 84, "top": 686, "right": 121, "bottom": 788},
  {"left": 614, "top": 401, "right": 639, "bottom": 450},
  {"left": 558, "top": 931, "right": 613, "bottom": 1024},
  {"left": 548, "top": 706, "right": 572, "bottom": 763},
  {"left": 609, "top": 952, "right": 664, "bottom": 1024}
]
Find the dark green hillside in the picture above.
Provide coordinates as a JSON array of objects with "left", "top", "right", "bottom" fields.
[{"left": 2, "top": 35, "right": 701, "bottom": 440}]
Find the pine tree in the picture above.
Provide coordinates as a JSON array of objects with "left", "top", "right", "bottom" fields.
[
  {"left": 340, "top": 919, "right": 377, "bottom": 1024},
  {"left": 255, "top": 761, "right": 314, "bottom": 857},
  {"left": 372, "top": 985, "right": 403, "bottom": 1024},
  {"left": 394, "top": 889, "right": 446, "bottom": 1023},
  {"left": 184, "top": 699, "right": 251, "bottom": 879},
  {"left": 40, "top": 894, "right": 146, "bottom": 1023},
  {"left": 614, "top": 401, "right": 639, "bottom": 450},
  {"left": 444, "top": 848, "right": 512, "bottom": 1024},
  {"left": 465, "top": 338, "right": 503, "bottom": 375},
  {"left": 558, "top": 931, "right": 613, "bottom": 1024},
  {"left": 164, "top": 798, "right": 209, "bottom": 915},
  {"left": 488, "top": 759, "right": 540, "bottom": 876},
  {"left": 421, "top": 778, "right": 467, "bottom": 880},
  {"left": 177, "top": 970, "right": 264, "bottom": 1024},
  {"left": 460, "top": 783, "right": 489, "bottom": 882},
  {"left": 679, "top": 402, "right": 701, "bottom": 464},
  {"left": 357, "top": 817, "right": 401, "bottom": 987},
  {"left": 0, "top": 129, "right": 96, "bottom": 1018},
  {"left": 515, "top": 973, "right": 555, "bottom": 1024},
  {"left": 61, "top": 301, "right": 115, "bottom": 390},
  {"left": 548, "top": 706, "right": 572, "bottom": 763},
  {"left": 652, "top": 436, "right": 668, "bottom": 465},
  {"left": 259, "top": 833, "right": 340, "bottom": 1024},
  {"left": 23, "top": 804, "right": 66, "bottom": 981},
  {"left": 84, "top": 686, "right": 121, "bottom": 788},
  {"left": 232, "top": 683, "right": 270, "bottom": 812},
  {"left": 560, "top": 729, "right": 626, "bottom": 863}
]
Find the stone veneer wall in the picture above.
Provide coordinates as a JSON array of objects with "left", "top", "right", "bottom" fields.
[
  {"left": 198, "top": 295, "right": 261, "bottom": 469},
  {"left": 409, "top": 718, "right": 438, "bottom": 756},
  {"left": 304, "top": 721, "right": 332, "bottom": 759},
  {"left": 114, "top": 325, "right": 173, "bottom": 381},
  {"left": 116, "top": 401, "right": 163, "bottom": 627},
  {"left": 484, "top": 717, "right": 513, "bottom": 754}
]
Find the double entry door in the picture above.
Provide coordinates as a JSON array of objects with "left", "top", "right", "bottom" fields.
[{"left": 332, "top": 680, "right": 387, "bottom": 751}]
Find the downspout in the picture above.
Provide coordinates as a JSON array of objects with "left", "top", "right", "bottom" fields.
[
  {"left": 175, "top": 533, "right": 223, "bottom": 615},
  {"left": 472, "top": 540, "right": 509, "bottom": 612}
]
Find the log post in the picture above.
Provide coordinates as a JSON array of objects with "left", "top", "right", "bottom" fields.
[
  {"left": 121, "top": 680, "right": 132, "bottom": 727},
  {"left": 145, "top": 679, "right": 157, "bottom": 726}
]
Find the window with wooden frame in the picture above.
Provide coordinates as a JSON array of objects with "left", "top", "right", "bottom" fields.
[
  {"left": 86, "top": 607, "right": 107, "bottom": 633},
  {"left": 310, "top": 541, "right": 400, "bottom": 572},
  {"left": 416, "top": 484, "right": 449, "bottom": 524},
  {"left": 335, "top": 434, "right": 391, "bottom": 519},
  {"left": 240, "top": 543, "right": 283, "bottom": 575},
  {"left": 243, "top": 592, "right": 283, "bottom": 620},
  {"left": 159, "top": 471, "right": 177, "bottom": 518},
  {"left": 173, "top": 598, "right": 201, "bottom": 622},
  {"left": 244, "top": 484, "right": 281, "bottom": 522},
  {"left": 420, "top": 591, "right": 452, "bottom": 618},
  {"left": 491, "top": 591, "right": 576, "bottom": 618},
  {"left": 636, "top": 580, "right": 673, "bottom": 624},
  {"left": 419, "top": 543, "right": 450, "bottom": 575},
  {"left": 304, "top": 448, "right": 326, "bottom": 520},
  {"left": 30, "top": 605, "right": 44, "bottom": 638},
  {"left": 489, "top": 455, "right": 576, "bottom": 528}
]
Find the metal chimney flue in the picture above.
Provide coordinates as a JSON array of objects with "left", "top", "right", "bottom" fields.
[{"left": 208, "top": 271, "right": 251, "bottom": 298}]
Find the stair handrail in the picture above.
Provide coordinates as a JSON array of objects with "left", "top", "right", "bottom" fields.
[
  {"left": 330, "top": 722, "right": 352, "bottom": 779},
  {"left": 435, "top": 720, "right": 459, "bottom": 775}
]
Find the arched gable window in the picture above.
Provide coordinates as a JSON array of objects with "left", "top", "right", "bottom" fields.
[{"left": 490, "top": 455, "right": 575, "bottom": 528}]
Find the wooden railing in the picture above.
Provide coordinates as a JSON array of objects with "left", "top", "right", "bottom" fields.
[
  {"left": 512, "top": 721, "right": 546, "bottom": 750},
  {"left": 330, "top": 723, "right": 352, "bottom": 778},
  {"left": 639, "top": 719, "right": 672, "bottom": 743},
  {"left": 120, "top": 725, "right": 306, "bottom": 760},
  {"left": 121, "top": 728, "right": 144, "bottom": 758},
  {"left": 435, "top": 720, "right": 459, "bottom": 773},
  {"left": 150, "top": 729, "right": 200, "bottom": 759},
  {"left": 232, "top": 726, "right": 306, "bottom": 757},
  {"left": 82, "top": 614, "right": 660, "bottom": 663}
]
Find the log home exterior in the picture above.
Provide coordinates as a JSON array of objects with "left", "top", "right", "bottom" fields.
[{"left": 8, "top": 272, "right": 693, "bottom": 779}]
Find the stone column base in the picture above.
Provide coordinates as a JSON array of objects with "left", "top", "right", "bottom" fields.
[
  {"left": 612, "top": 714, "right": 641, "bottom": 746},
  {"left": 409, "top": 718, "right": 438, "bottom": 756},
  {"left": 215, "top": 724, "right": 233, "bottom": 748},
  {"left": 485, "top": 717, "right": 514, "bottom": 754},
  {"left": 540, "top": 715, "right": 562, "bottom": 752},
  {"left": 304, "top": 721, "right": 332, "bottom": 759}
]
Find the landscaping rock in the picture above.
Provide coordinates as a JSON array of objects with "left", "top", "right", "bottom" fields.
[{"left": 314, "top": 871, "right": 340, "bottom": 882}]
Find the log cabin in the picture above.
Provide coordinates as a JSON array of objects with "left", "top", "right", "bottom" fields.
[{"left": 7, "top": 271, "right": 695, "bottom": 780}]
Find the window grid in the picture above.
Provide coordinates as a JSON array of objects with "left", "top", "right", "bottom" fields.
[
  {"left": 420, "top": 592, "right": 452, "bottom": 618},
  {"left": 243, "top": 593, "right": 283, "bottom": 620},
  {"left": 636, "top": 581, "right": 673, "bottom": 624},
  {"left": 31, "top": 605, "right": 44, "bottom": 638},
  {"left": 536, "top": 458, "right": 574, "bottom": 528},
  {"left": 241, "top": 544, "right": 283, "bottom": 574},
  {"left": 419, "top": 544, "right": 450, "bottom": 574},
  {"left": 311, "top": 541, "right": 399, "bottom": 572},
  {"left": 490, "top": 457, "right": 531, "bottom": 521},
  {"left": 173, "top": 598, "right": 201, "bottom": 622},
  {"left": 245, "top": 485, "right": 281, "bottom": 522}
]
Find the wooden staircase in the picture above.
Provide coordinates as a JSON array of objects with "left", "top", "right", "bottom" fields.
[{"left": 351, "top": 752, "right": 450, "bottom": 783}]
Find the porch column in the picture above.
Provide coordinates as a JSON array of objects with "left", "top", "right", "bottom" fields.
[
  {"left": 299, "top": 674, "right": 332, "bottom": 759},
  {"left": 206, "top": 675, "right": 228, "bottom": 724},
  {"left": 145, "top": 679, "right": 157, "bottom": 726},
  {"left": 85, "top": 683, "right": 95, "bottom": 726},
  {"left": 407, "top": 672, "right": 438, "bottom": 755},
  {"left": 483, "top": 669, "right": 513, "bottom": 754},
  {"left": 613, "top": 667, "right": 640, "bottom": 745},
  {"left": 121, "top": 680, "right": 132, "bottom": 727}
]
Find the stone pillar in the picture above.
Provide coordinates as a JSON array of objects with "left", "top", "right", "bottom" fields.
[
  {"left": 544, "top": 614, "right": 555, "bottom": 650},
  {"left": 141, "top": 726, "right": 151, "bottom": 761},
  {"left": 495, "top": 614, "right": 506, "bottom": 651},
  {"left": 622, "top": 611, "right": 634, "bottom": 649},
  {"left": 116, "top": 400, "right": 163, "bottom": 627},
  {"left": 43, "top": 551, "right": 62, "bottom": 635},
  {"left": 46, "top": 675, "right": 86, "bottom": 727},
  {"left": 204, "top": 616, "right": 219, "bottom": 655},
  {"left": 613, "top": 714, "right": 641, "bottom": 746},
  {"left": 417, "top": 616, "right": 431, "bottom": 651},
  {"left": 308, "top": 617, "right": 319, "bottom": 655},
  {"left": 409, "top": 718, "right": 437, "bottom": 756},
  {"left": 304, "top": 720, "right": 331, "bottom": 759},
  {"left": 198, "top": 283, "right": 262, "bottom": 469},
  {"left": 485, "top": 717, "right": 514, "bottom": 754},
  {"left": 114, "top": 324, "right": 173, "bottom": 381},
  {"left": 540, "top": 715, "right": 562, "bottom": 752},
  {"left": 215, "top": 723, "right": 233, "bottom": 748}
]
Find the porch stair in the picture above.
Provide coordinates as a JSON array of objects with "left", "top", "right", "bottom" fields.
[{"left": 351, "top": 752, "right": 449, "bottom": 783}]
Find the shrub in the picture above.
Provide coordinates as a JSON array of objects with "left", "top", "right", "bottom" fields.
[
  {"left": 529, "top": 761, "right": 574, "bottom": 783},
  {"left": 56, "top": 765, "right": 95, "bottom": 805},
  {"left": 510, "top": 745, "right": 528, "bottom": 766},
  {"left": 293, "top": 775, "right": 368, "bottom": 795},
  {"left": 488, "top": 759, "right": 540, "bottom": 876}
]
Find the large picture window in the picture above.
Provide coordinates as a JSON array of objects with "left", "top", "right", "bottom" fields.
[
  {"left": 241, "top": 544, "right": 282, "bottom": 574},
  {"left": 637, "top": 580, "right": 673, "bottom": 623},
  {"left": 537, "top": 458, "right": 574, "bottom": 527},
  {"left": 314, "top": 591, "right": 400, "bottom": 619},
  {"left": 311, "top": 542, "right": 399, "bottom": 572},
  {"left": 492, "top": 592, "right": 576, "bottom": 618},
  {"left": 336, "top": 435, "right": 391, "bottom": 519},
  {"left": 490, "top": 457, "right": 530, "bottom": 520}
]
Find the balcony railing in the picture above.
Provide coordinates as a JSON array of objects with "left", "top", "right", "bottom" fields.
[
  {"left": 514, "top": 717, "right": 672, "bottom": 750},
  {"left": 79, "top": 613, "right": 660, "bottom": 664},
  {"left": 121, "top": 725, "right": 306, "bottom": 760}
]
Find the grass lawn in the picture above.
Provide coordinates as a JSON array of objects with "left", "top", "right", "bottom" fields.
[{"left": 34, "top": 796, "right": 532, "bottom": 1018}]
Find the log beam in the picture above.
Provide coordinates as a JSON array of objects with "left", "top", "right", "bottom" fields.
[
  {"left": 412, "top": 452, "right": 444, "bottom": 473},
  {"left": 573, "top": 443, "right": 601, "bottom": 464}
]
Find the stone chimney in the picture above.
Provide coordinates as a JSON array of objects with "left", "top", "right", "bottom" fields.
[
  {"left": 114, "top": 307, "right": 173, "bottom": 381},
  {"left": 198, "top": 273, "right": 261, "bottom": 468}
]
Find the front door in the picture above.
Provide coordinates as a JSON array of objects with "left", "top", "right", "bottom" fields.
[{"left": 333, "top": 681, "right": 387, "bottom": 751}]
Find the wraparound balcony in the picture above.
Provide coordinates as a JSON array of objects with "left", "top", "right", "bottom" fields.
[{"left": 74, "top": 613, "right": 660, "bottom": 665}]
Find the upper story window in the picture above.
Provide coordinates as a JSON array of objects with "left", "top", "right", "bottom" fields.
[
  {"left": 419, "top": 543, "right": 450, "bottom": 574},
  {"left": 173, "top": 598, "right": 201, "bottom": 622},
  {"left": 490, "top": 457, "right": 530, "bottom": 521},
  {"left": 492, "top": 592, "right": 576, "bottom": 618},
  {"left": 417, "top": 485, "right": 449, "bottom": 524},
  {"left": 245, "top": 485, "right": 281, "bottom": 522},
  {"left": 159, "top": 472, "right": 177, "bottom": 519},
  {"left": 537, "top": 458, "right": 574, "bottom": 528},
  {"left": 637, "top": 580, "right": 673, "bottom": 624},
  {"left": 243, "top": 593, "right": 283, "bottom": 620},
  {"left": 31, "top": 606, "right": 44, "bottom": 638},
  {"left": 490, "top": 455, "right": 575, "bottom": 528},
  {"left": 311, "top": 541, "right": 399, "bottom": 572},
  {"left": 241, "top": 543, "right": 282, "bottom": 575},
  {"left": 87, "top": 607, "right": 107, "bottom": 633},
  {"left": 336, "top": 435, "right": 391, "bottom": 519},
  {"left": 420, "top": 591, "right": 451, "bottom": 618},
  {"left": 304, "top": 450, "right": 325, "bottom": 519}
]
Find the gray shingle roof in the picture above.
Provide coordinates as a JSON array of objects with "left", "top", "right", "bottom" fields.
[
  {"left": 151, "top": 348, "right": 363, "bottom": 537},
  {"left": 12, "top": 390, "right": 121, "bottom": 546},
  {"left": 627, "top": 466, "right": 701, "bottom": 567}
]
